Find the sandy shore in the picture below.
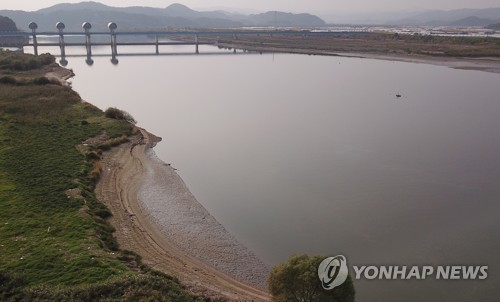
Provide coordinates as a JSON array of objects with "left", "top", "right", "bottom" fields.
[
  {"left": 337, "top": 52, "right": 500, "bottom": 74},
  {"left": 96, "top": 128, "right": 271, "bottom": 301}
]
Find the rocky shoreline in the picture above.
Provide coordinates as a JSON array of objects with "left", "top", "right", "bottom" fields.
[{"left": 137, "top": 130, "right": 270, "bottom": 289}]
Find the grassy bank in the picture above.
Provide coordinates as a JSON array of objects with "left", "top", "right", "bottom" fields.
[{"left": 0, "top": 50, "right": 201, "bottom": 301}]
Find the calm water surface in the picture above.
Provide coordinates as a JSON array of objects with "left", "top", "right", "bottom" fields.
[{"left": 40, "top": 45, "right": 500, "bottom": 301}]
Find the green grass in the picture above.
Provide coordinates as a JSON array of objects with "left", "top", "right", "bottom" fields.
[
  {"left": 0, "top": 52, "right": 54, "bottom": 71},
  {"left": 0, "top": 50, "right": 201, "bottom": 301}
]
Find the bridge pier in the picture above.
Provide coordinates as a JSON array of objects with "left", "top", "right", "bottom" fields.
[
  {"left": 108, "top": 22, "right": 118, "bottom": 57},
  {"left": 82, "top": 22, "right": 93, "bottom": 65},
  {"left": 56, "top": 22, "right": 68, "bottom": 66},
  {"left": 28, "top": 22, "right": 38, "bottom": 56},
  {"left": 5, "top": 23, "right": 339, "bottom": 64},
  {"left": 155, "top": 35, "right": 159, "bottom": 55},
  {"left": 108, "top": 22, "right": 119, "bottom": 65},
  {"left": 195, "top": 34, "right": 199, "bottom": 54}
]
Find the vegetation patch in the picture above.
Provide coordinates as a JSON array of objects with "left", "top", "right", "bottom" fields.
[
  {"left": 268, "top": 254, "right": 355, "bottom": 302},
  {"left": 0, "top": 52, "right": 54, "bottom": 71},
  {"left": 0, "top": 50, "right": 201, "bottom": 301},
  {"left": 105, "top": 107, "right": 137, "bottom": 124}
]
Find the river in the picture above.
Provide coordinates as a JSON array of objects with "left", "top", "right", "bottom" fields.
[{"left": 31, "top": 44, "right": 500, "bottom": 301}]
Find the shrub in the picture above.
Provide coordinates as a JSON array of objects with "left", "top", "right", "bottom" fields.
[
  {"left": 0, "top": 51, "right": 55, "bottom": 71},
  {"left": 0, "top": 75, "right": 17, "bottom": 85},
  {"left": 0, "top": 270, "right": 26, "bottom": 301},
  {"left": 33, "top": 76, "right": 51, "bottom": 85},
  {"left": 268, "top": 254, "right": 355, "bottom": 302},
  {"left": 89, "top": 161, "right": 103, "bottom": 181},
  {"left": 85, "top": 150, "right": 101, "bottom": 160},
  {"left": 104, "top": 107, "right": 137, "bottom": 124}
]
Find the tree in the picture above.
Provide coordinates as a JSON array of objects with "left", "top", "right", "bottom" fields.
[{"left": 268, "top": 254, "right": 355, "bottom": 302}]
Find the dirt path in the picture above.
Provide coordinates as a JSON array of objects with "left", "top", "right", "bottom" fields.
[{"left": 96, "top": 129, "right": 271, "bottom": 301}]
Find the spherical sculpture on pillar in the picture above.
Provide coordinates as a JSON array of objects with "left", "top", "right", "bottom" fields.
[
  {"left": 56, "top": 22, "right": 66, "bottom": 30},
  {"left": 82, "top": 22, "right": 92, "bottom": 31},
  {"left": 108, "top": 22, "right": 117, "bottom": 31},
  {"left": 28, "top": 22, "right": 38, "bottom": 31}
]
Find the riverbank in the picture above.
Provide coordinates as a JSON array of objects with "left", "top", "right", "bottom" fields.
[
  {"left": 337, "top": 52, "right": 500, "bottom": 74},
  {"left": 41, "top": 63, "right": 270, "bottom": 300},
  {"left": 218, "top": 44, "right": 500, "bottom": 74},
  {"left": 187, "top": 32, "right": 500, "bottom": 73},
  {"left": 95, "top": 128, "right": 271, "bottom": 301},
  {"left": 0, "top": 50, "right": 204, "bottom": 301}
]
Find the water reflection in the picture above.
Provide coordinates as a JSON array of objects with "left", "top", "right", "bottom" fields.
[
  {"left": 54, "top": 50, "right": 252, "bottom": 65},
  {"left": 28, "top": 42, "right": 247, "bottom": 66}
]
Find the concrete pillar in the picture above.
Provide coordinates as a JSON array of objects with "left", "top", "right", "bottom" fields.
[
  {"left": 82, "top": 22, "right": 93, "bottom": 65},
  {"left": 108, "top": 22, "right": 118, "bottom": 57},
  {"left": 28, "top": 22, "right": 38, "bottom": 56},
  {"left": 195, "top": 34, "right": 199, "bottom": 54},
  {"left": 56, "top": 22, "right": 67, "bottom": 66},
  {"left": 155, "top": 34, "right": 159, "bottom": 55}
]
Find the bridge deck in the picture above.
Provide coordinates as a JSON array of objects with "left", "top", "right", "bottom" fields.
[
  {"left": 1, "top": 24, "right": 369, "bottom": 64},
  {"left": 24, "top": 42, "right": 213, "bottom": 47}
]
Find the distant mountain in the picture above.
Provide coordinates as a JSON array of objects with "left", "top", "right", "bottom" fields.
[
  {"left": 0, "top": 10, "right": 180, "bottom": 32},
  {"left": 0, "top": 15, "right": 18, "bottom": 32},
  {"left": 0, "top": 1, "right": 325, "bottom": 32},
  {"left": 448, "top": 16, "right": 496, "bottom": 27},
  {"left": 412, "top": 7, "right": 500, "bottom": 23},
  {"left": 164, "top": 3, "right": 197, "bottom": 17},
  {"left": 249, "top": 11, "right": 325, "bottom": 27},
  {"left": 37, "top": 1, "right": 114, "bottom": 14},
  {"left": 387, "top": 7, "right": 500, "bottom": 26}
]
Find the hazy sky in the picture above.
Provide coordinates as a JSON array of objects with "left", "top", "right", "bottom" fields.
[{"left": 1, "top": 0, "right": 498, "bottom": 13}]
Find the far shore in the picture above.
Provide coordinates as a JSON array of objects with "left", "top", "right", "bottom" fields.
[
  {"left": 217, "top": 42, "right": 500, "bottom": 74},
  {"left": 339, "top": 52, "right": 500, "bottom": 74},
  {"left": 174, "top": 32, "right": 500, "bottom": 74}
]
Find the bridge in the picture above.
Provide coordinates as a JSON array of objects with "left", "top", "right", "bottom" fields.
[{"left": 0, "top": 22, "right": 366, "bottom": 65}]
